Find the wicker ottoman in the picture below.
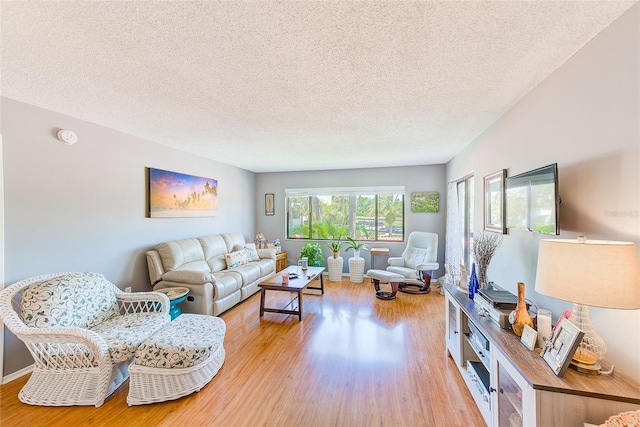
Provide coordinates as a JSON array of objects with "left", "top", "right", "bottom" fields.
[
  {"left": 367, "top": 269, "right": 405, "bottom": 300},
  {"left": 127, "top": 314, "right": 226, "bottom": 405}
]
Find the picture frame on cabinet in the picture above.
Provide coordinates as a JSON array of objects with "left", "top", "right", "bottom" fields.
[
  {"left": 484, "top": 169, "right": 507, "bottom": 233},
  {"left": 520, "top": 324, "right": 537, "bottom": 351},
  {"left": 540, "top": 317, "right": 584, "bottom": 377}
]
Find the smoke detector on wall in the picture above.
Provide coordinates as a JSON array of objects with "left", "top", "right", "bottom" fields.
[{"left": 57, "top": 129, "right": 78, "bottom": 145}]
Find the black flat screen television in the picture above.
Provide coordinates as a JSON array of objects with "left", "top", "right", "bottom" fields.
[{"left": 505, "top": 163, "right": 560, "bottom": 235}]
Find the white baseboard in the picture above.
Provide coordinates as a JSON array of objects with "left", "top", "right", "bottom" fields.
[{"left": 2, "top": 364, "right": 33, "bottom": 385}]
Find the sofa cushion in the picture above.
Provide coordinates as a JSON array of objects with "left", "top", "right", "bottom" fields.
[
  {"left": 156, "top": 238, "right": 205, "bottom": 271},
  {"left": 224, "top": 250, "right": 248, "bottom": 269},
  {"left": 197, "top": 235, "right": 229, "bottom": 261},
  {"left": 134, "top": 314, "right": 226, "bottom": 368},
  {"left": 253, "top": 258, "right": 277, "bottom": 277},
  {"left": 20, "top": 272, "right": 119, "bottom": 329},
  {"left": 212, "top": 272, "right": 242, "bottom": 299},
  {"left": 229, "top": 263, "right": 262, "bottom": 285},
  {"left": 407, "top": 247, "right": 430, "bottom": 269},
  {"left": 221, "top": 233, "right": 247, "bottom": 255},
  {"left": 91, "top": 312, "right": 169, "bottom": 363}
]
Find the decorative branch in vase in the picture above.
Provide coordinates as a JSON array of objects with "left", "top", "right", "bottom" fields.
[{"left": 472, "top": 232, "right": 503, "bottom": 289}]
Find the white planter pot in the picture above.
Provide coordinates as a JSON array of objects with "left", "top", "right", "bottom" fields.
[
  {"left": 327, "top": 256, "right": 344, "bottom": 282},
  {"left": 348, "top": 257, "right": 365, "bottom": 283}
]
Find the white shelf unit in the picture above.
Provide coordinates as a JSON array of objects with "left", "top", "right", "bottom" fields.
[{"left": 444, "top": 284, "right": 640, "bottom": 427}]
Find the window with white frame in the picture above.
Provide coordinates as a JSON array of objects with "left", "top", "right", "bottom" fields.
[
  {"left": 286, "top": 186, "right": 405, "bottom": 242},
  {"left": 457, "top": 176, "right": 474, "bottom": 269}
]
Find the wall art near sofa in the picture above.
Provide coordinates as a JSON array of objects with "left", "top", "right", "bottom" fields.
[
  {"left": 411, "top": 191, "right": 439, "bottom": 213},
  {"left": 147, "top": 167, "right": 218, "bottom": 218}
]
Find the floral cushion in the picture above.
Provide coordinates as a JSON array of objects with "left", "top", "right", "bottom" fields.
[
  {"left": 91, "top": 312, "right": 170, "bottom": 363},
  {"left": 233, "top": 243, "right": 260, "bottom": 262},
  {"left": 224, "top": 250, "right": 248, "bottom": 269},
  {"left": 135, "top": 314, "right": 226, "bottom": 369},
  {"left": 20, "top": 272, "right": 119, "bottom": 329}
]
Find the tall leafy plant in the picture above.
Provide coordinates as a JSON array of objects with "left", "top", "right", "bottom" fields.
[{"left": 299, "top": 243, "right": 324, "bottom": 267}]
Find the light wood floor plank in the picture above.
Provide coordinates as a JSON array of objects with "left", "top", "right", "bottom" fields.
[{"left": 0, "top": 278, "right": 484, "bottom": 426}]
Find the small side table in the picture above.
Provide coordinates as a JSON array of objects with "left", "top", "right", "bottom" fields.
[
  {"left": 370, "top": 247, "right": 390, "bottom": 270},
  {"left": 156, "top": 287, "right": 189, "bottom": 320},
  {"left": 275, "top": 251, "right": 288, "bottom": 272}
]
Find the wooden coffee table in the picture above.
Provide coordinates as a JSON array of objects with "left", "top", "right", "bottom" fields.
[{"left": 258, "top": 266, "right": 325, "bottom": 320}]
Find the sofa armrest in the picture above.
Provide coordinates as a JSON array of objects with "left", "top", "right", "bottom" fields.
[
  {"left": 257, "top": 248, "right": 277, "bottom": 261},
  {"left": 146, "top": 250, "right": 165, "bottom": 286},
  {"left": 387, "top": 256, "right": 405, "bottom": 267},
  {"left": 161, "top": 270, "right": 216, "bottom": 285}
]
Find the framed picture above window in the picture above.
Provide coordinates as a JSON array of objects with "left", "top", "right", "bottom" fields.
[
  {"left": 265, "top": 193, "right": 275, "bottom": 216},
  {"left": 484, "top": 169, "right": 507, "bottom": 234}
]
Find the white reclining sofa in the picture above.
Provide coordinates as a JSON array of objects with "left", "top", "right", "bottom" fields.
[{"left": 146, "top": 233, "right": 276, "bottom": 316}]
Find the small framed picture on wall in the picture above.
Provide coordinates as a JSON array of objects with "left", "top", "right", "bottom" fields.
[{"left": 265, "top": 193, "right": 275, "bottom": 216}]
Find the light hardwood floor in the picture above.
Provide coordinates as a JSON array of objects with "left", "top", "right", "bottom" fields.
[{"left": 0, "top": 277, "right": 484, "bottom": 426}]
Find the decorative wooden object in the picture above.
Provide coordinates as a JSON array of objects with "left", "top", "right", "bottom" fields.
[
  {"left": 510, "top": 282, "right": 533, "bottom": 337},
  {"left": 511, "top": 281, "right": 534, "bottom": 337}
]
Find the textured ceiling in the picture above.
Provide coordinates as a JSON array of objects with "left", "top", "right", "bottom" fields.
[{"left": 1, "top": 1, "right": 636, "bottom": 172}]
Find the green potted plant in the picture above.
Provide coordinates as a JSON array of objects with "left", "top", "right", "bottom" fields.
[
  {"left": 345, "top": 237, "right": 368, "bottom": 259},
  {"left": 327, "top": 236, "right": 343, "bottom": 258},
  {"left": 298, "top": 242, "right": 324, "bottom": 267}
]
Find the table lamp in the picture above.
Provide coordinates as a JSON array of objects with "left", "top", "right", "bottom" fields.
[
  {"left": 254, "top": 232, "right": 267, "bottom": 249},
  {"left": 535, "top": 236, "right": 640, "bottom": 374}
]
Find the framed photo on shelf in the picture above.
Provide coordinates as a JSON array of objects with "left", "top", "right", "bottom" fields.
[
  {"left": 540, "top": 317, "right": 585, "bottom": 377},
  {"left": 520, "top": 324, "right": 538, "bottom": 351},
  {"left": 265, "top": 193, "right": 275, "bottom": 216},
  {"left": 484, "top": 169, "right": 507, "bottom": 233}
]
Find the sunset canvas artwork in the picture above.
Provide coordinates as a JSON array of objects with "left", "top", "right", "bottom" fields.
[{"left": 148, "top": 167, "right": 218, "bottom": 218}]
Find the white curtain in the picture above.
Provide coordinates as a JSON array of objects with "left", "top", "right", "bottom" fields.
[{"left": 445, "top": 182, "right": 463, "bottom": 267}]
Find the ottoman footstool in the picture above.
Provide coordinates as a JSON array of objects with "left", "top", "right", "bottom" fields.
[
  {"left": 127, "top": 314, "right": 226, "bottom": 406},
  {"left": 367, "top": 269, "right": 405, "bottom": 300}
]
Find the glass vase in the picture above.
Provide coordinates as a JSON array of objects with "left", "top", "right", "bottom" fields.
[{"left": 477, "top": 262, "right": 488, "bottom": 289}]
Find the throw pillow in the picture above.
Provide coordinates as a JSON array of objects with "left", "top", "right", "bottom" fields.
[
  {"left": 243, "top": 243, "right": 260, "bottom": 261},
  {"left": 224, "top": 250, "right": 248, "bottom": 269}
]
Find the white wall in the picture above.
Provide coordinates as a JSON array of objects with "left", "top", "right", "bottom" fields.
[
  {"left": 446, "top": 5, "right": 640, "bottom": 380},
  {"left": 256, "top": 165, "right": 446, "bottom": 275},
  {"left": 1, "top": 98, "right": 256, "bottom": 377}
]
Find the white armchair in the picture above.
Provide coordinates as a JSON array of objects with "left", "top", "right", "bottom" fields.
[
  {"left": 0, "top": 272, "right": 170, "bottom": 407},
  {"left": 387, "top": 231, "right": 439, "bottom": 294}
]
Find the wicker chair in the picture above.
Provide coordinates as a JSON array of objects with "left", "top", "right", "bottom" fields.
[{"left": 0, "top": 272, "right": 171, "bottom": 407}]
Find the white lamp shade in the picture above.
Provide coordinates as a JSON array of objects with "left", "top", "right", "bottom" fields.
[{"left": 535, "top": 238, "right": 640, "bottom": 309}]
